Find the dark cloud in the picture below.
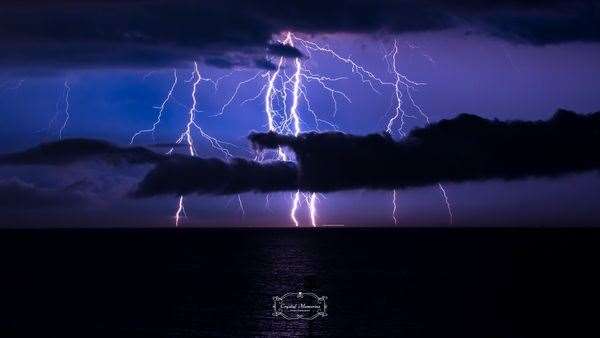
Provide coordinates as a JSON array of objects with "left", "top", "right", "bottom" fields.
[
  {"left": 0, "top": 1, "right": 597, "bottom": 70},
  {"left": 0, "top": 138, "right": 165, "bottom": 166},
  {"left": 0, "top": 177, "right": 89, "bottom": 209},
  {"left": 131, "top": 109, "right": 600, "bottom": 198},
  {"left": 477, "top": 3, "right": 600, "bottom": 45},
  {"left": 253, "top": 59, "right": 277, "bottom": 71},
  {"left": 205, "top": 55, "right": 277, "bottom": 70},
  {"left": 5, "top": 109, "right": 600, "bottom": 198},
  {"left": 249, "top": 109, "right": 600, "bottom": 192},
  {"left": 266, "top": 43, "right": 305, "bottom": 58},
  {"left": 133, "top": 157, "right": 297, "bottom": 197},
  {"left": 147, "top": 142, "right": 187, "bottom": 149},
  {"left": 0, "top": 138, "right": 297, "bottom": 196}
]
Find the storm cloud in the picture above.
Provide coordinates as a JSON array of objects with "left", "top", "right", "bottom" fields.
[
  {"left": 249, "top": 109, "right": 600, "bottom": 192},
  {"left": 134, "top": 157, "right": 298, "bottom": 197},
  {"left": 136, "top": 109, "right": 600, "bottom": 197},
  {"left": 0, "top": 138, "right": 165, "bottom": 166},
  {"left": 3, "top": 110, "right": 600, "bottom": 197},
  {"left": 1, "top": 1, "right": 598, "bottom": 70}
]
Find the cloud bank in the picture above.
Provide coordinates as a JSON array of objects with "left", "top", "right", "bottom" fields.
[
  {"left": 249, "top": 109, "right": 600, "bottom": 192},
  {"left": 0, "top": 138, "right": 165, "bottom": 166},
  {"left": 1, "top": 1, "right": 598, "bottom": 70},
  {"left": 3, "top": 110, "right": 599, "bottom": 197},
  {"left": 134, "top": 157, "right": 297, "bottom": 197}
]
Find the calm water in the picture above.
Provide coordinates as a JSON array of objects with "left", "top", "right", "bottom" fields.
[{"left": 1, "top": 228, "right": 599, "bottom": 337}]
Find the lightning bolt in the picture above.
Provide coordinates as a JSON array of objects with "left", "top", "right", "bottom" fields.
[
  {"left": 220, "top": 32, "right": 449, "bottom": 226},
  {"left": 44, "top": 84, "right": 66, "bottom": 138},
  {"left": 392, "top": 190, "right": 398, "bottom": 225},
  {"left": 307, "top": 192, "right": 317, "bottom": 227},
  {"left": 130, "top": 69, "right": 178, "bottom": 144},
  {"left": 175, "top": 196, "right": 187, "bottom": 226},
  {"left": 266, "top": 33, "right": 321, "bottom": 227},
  {"left": 136, "top": 34, "right": 451, "bottom": 227},
  {"left": 290, "top": 190, "right": 301, "bottom": 227},
  {"left": 384, "top": 39, "right": 453, "bottom": 225},
  {"left": 216, "top": 71, "right": 263, "bottom": 117},
  {"left": 437, "top": 183, "right": 453, "bottom": 225},
  {"left": 131, "top": 63, "right": 232, "bottom": 226},
  {"left": 286, "top": 35, "right": 316, "bottom": 226},
  {"left": 173, "top": 62, "right": 232, "bottom": 158},
  {"left": 237, "top": 194, "right": 245, "bottom": 216},
  {"left": 245, "top": 32, "right": 305, "bottom": 226},
  {"left": 58, "top": 80, "right": 70, "bottom": 140},
  {"left": 289, "top": 35, "right": 453, "bottom": 225},
  {"left": 173, "top": 61, "right": 233, "bottom": 226}
]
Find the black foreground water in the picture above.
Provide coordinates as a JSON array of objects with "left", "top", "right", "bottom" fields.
[{"left": 1, "top": 228, "right": 599, "bottom": 337}]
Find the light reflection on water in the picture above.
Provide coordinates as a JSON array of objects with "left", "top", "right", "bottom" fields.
[{"left": 1, "top": 228, "right": 583, "bottom": 337}]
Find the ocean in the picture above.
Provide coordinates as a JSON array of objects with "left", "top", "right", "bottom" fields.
[{"left": 0, "top": 228, "right": 598, "bottom": 337}]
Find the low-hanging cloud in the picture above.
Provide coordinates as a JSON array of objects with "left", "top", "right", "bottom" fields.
[
  {"left": 134, "top": 157, "right": 298, "bottom": 197},
  {"left": 249, "top": 109, "right": 600, "bottom": 192},
  {"left": 0, "top": 138, "right": 298, "bottom": 196},
  {"left": 0, "top": 138, "right": 165, "bottom": 166},
  {"left": 1, "top": 1, "right": 598, "bottom": 70},
  {"left": 3, "top": 109, "right": 599, "bottom": 197},
  {"left": 134, "top": 109, "right": 600, "bottom": 197}
]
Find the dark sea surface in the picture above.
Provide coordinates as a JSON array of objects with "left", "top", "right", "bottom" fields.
[{"left": 1, "top": 228, "right": 599, "bottom": 337}]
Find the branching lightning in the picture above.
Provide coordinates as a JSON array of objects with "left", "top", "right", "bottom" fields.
[
  {"left": 258, "top": 33, "right": 322, "bottom": 227},
  {"left": 128, "top": 33, "right": 452, "bottom": 227},
  {"left": 130, "top": 62, "right": 233, "bottom": 226},
  {"left": 130, "top": 69, "right": 178, "bottom": 145},
  {"left": 384, "top": 39, "right": 453, "bottom": 225},
  {"left": 172, "top": 62, "right": 233, "bottom": 226},
  {"left": 218, "top": 32, "right": 453, "bottom": 226}
]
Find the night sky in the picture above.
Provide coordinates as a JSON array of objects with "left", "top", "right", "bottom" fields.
[{"left": 1, "top": 1, "right": 600, "bottom": 227}]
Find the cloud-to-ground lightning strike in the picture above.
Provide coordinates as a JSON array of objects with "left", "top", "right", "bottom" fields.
[
  {"left": 130, "top": 70, "right": 184, "bottom": 225},
  {"left": 383, "top": 39, "right": 452, "bottom": 224},
  {"left": 437, "top": 183, "right": 453, "bottom": 224},
  {"left": 174, "top": 196, "right": 187, "bottom": 226},
  {"left": 219, "top": 32, "right": 452, "bottom": 226},
  {"left": 288, "top": 34, "right": 450, "bottom": 226},
  {"left": 59, "top": 80, "right": 70, "bottom": 140},
  {"left": 172, "top": 62, "right": 233, "bottom": 226},
  {"left": 392, "top": 190, "right": 398, "bottom": 225},
  {"left": 287, "top": 34, "right": 451, "bottom": 225},
  {"left": 264, "top": 33, "right": 319, "bottom": 227},
  {"left": 308, "top": 192, "right": 317, "bottom": 227},
  {"left": 132, "top": 33, "right": 451, "bottom": 227},
  {"left": 130, "top": 62, "right": 233, "bottom": 226}
]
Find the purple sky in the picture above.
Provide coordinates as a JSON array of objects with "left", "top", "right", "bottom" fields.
[{"left": 1, "top": 28, "right": 600, "bottom": 227}]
